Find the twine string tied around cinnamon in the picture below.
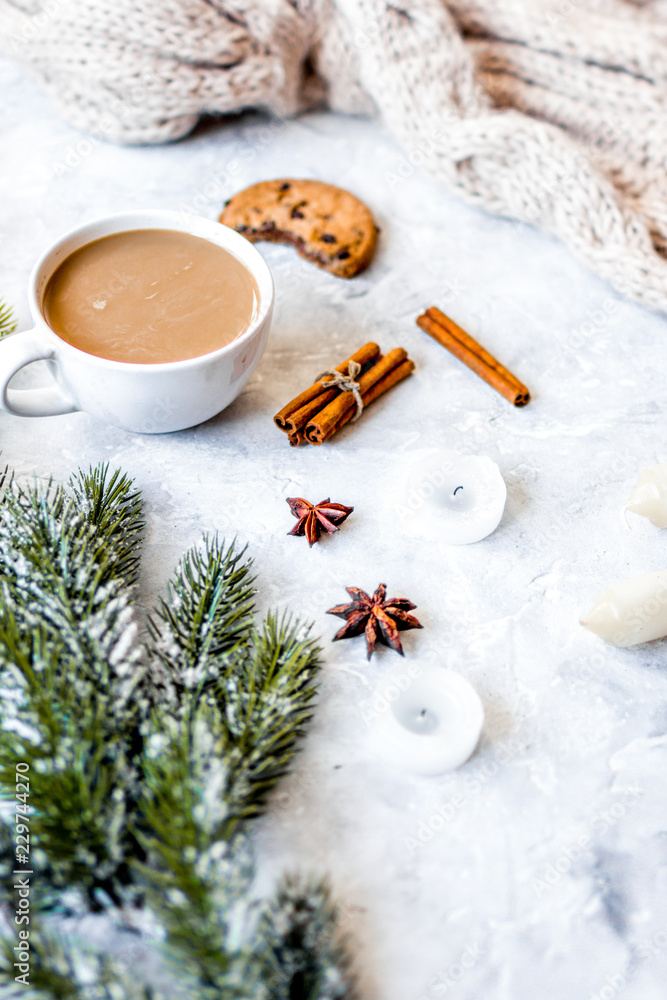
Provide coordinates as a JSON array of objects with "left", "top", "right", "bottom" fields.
[{"left": 316, "top": 360, "right": 364, "bottom": 420}]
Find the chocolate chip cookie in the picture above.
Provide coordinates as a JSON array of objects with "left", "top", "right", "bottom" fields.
[{"left": 219, "top": 179, "right": 379, "bottom": 278}]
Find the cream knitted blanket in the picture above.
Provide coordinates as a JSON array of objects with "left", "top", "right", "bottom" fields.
[{"left": 3, "top": 0, "right": 667, "bottom": 313}]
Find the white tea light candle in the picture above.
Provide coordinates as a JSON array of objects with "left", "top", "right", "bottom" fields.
[
  {"left": 625, "top": 463, "right": 667, "bottom": 528},
  {"left": 369, "top": 665, "right": 484, "bottom": 774},
  {"left": 398, "top": 451, "right": 506, "bottom": 544},
  {"left": 581, "top": 569, "right": 667, "bottom": 647}
]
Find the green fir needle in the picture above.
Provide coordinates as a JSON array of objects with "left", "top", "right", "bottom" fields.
[{"left": 0, "top": 299, "right": 17, "bottom": 337}]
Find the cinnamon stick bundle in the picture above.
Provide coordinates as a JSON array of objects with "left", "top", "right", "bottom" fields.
[
  {"left": 305, "top": 348, "right": 413, "bottom": 444},
  {"left": 274, "top": 342, "right": 381, "bottom": 436},
  {"left": 417, "top": 306, "right": 530, "bottom": 407},
  {"left": 274, "top": 342, "right": 414, "bottom": 446}
]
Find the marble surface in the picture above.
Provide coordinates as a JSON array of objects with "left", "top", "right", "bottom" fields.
[{"left": 2, "top": 55, "right": 667, "bottom": 1000}]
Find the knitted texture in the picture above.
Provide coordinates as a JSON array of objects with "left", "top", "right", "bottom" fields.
[{"left": 3, "top": 0, "right": 667, "bottom": 311}]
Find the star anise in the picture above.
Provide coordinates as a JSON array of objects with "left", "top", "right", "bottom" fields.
[
  {"left": 327, "top": 583, "right": 423, "bottom": 659},
  {"left": 286, "top": 497, "right": 354, "bottom": 547}
]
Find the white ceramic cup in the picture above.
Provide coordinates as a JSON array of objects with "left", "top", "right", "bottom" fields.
[{"left": 0, "top": 210, "right": 274, "bottom": 433}]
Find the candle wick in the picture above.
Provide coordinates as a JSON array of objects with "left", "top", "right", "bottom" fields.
[{"left": 453, "top": 486, "right": 464, "bottom": 495}]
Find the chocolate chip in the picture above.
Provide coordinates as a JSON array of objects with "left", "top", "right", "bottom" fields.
[
  {"left": 279, "top": 182, "right": 291, "bottom": 191},
  {"left": 290, "top": 201, "right": 307, "bottom": 220},
  {"left": 321, "top": 233, "right": 337, "bottom": 244},
  {"left": 336, "top": 249, "right": 351, "bottom": 259}
]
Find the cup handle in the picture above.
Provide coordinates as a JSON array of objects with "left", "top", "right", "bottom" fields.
[{"left": 0, "top": 328, "right": 79, "bottom": 417}]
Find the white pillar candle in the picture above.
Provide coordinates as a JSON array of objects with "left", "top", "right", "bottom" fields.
[
  {"left": 625, "top": 463, "right": 667, "bottom": 528},
  {"left": 581, "top": 569, "right": 667, "bottom": 647},
  {"left": 398, "top": 451, "right": 507, "bottom": 544},
  {"left": 369, "top": 665, "right": 484, "bottom": 774}
]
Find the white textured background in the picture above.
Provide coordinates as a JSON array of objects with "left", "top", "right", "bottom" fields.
[{"left": 2, "top": 54, "right": 667, "bottom": 1000}]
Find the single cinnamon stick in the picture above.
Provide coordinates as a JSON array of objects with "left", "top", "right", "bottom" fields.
[
  {"left": 305, "top": 348, "right": 412, "bottom": 445},
  {"left": 426, "top": 307, "right": 527, "bottom": 395},
  {"left": 417, "top": 307, "right": 530, "bottom": 407},
  {"left": 274, "top": 342, "right": 381, "bottom": 434}
]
